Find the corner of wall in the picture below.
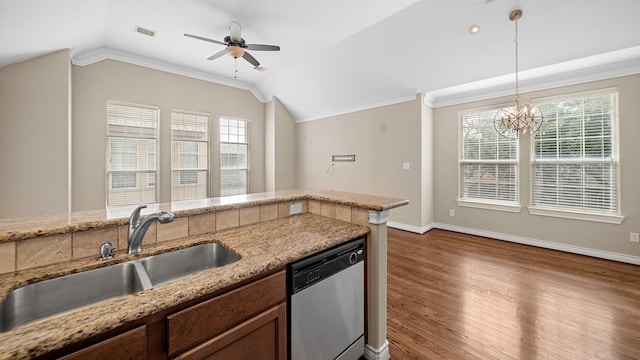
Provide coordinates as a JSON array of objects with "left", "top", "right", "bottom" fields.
[
  {"left": 420, "top": 97, "right": 435, "bottom": 227},
  {"left": 265, "top": 99, "right": 276, "bottom": 191},
  {"left": 273, "top": 97, "right": 299, "bottom": 190}
]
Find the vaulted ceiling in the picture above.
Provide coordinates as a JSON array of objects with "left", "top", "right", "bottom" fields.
[{"left": 2, "top": 0, "right": 640, "bottom": 121}]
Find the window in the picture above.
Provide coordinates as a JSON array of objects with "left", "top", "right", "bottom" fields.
[
  {"left": 220, "top": 117, "right": 248, "bottom": 196},
  {"left": 110, "top": 141, "right": 137, "bottom": 188},
  {"left": 459, "top": 106, "right": 519, "bottom": 210},
  {"left": 171, "top": 110, "right": 209, "bottom": 201},
  {"left": 106, "top": 101, "right": 158, "bottom": 207},
  {"left": 531, "top": 89, "right": 621, "bottom": 221}
]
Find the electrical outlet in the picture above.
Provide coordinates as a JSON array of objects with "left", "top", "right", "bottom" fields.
[
  {"left": 449, "top": 209, "right": 455, "bottom": 217},
  {"left": 630, "top": 233, "right": 640, "bottom": 243},
  {"left": 290, "top": 203, "right": 303, "bottom": 215}
]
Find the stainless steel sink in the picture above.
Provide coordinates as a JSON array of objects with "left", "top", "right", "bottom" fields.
[
  {"left": 140, "top": 243, "right": 240, "bottom": 286},
  {"left": 0, "top": 262, "right": 150, "bottom": 332},
  {"left": 0, "top": 242, "right": 239, "bottom": 332}
]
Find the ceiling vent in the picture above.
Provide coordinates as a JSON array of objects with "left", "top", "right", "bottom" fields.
[{"left": 135, "top": 26, "right": 156, "bottom": 37}]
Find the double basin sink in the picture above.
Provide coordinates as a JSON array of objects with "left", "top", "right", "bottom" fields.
[{"left": 0, "top": 242, "right": 240, "bottom": 332}]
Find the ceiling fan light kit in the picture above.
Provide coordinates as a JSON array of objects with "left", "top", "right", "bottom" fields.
[
  {"left": 494, "top": 9, "right": 544, "bottom": 139},
  {"left": 184, "top": 21, "right": 280, "bottom": 78},
  {"left": 225, "top": 46, "right": 245, "bottom": 58}
]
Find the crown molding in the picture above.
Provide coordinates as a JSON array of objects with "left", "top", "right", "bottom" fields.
[
  {"left": 423, "top": 45, "right": 640, "bottom": 108},
  {"left": 71, "top": 47, "right": 269, "bottom": 103},
  {"left": 295, "top": 88, "right": 418, "bottom": 123},
  {"left": 68, "top": 46, "right": 640, "bottom": 117}
]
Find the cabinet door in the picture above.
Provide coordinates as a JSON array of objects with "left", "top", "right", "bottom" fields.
[
  {"left": 167, "top": 271, "right": 286, "bottom": 356},
  {"left": 172, "top": 303, "right": 286, "bottom": 360},
  {"left": 59, "top": 325, "right": 146, "bottom": 360}
]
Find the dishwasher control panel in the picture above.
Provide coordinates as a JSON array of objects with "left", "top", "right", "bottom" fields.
[{"left": 288, "top": 237, "right": 364, "bottom": 294}]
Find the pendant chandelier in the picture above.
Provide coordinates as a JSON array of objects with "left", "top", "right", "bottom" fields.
[{"left": 494, "top": 9, "right": 543, "bottom": 139}]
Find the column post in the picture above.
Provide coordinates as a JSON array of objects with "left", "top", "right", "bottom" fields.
[{"left": 364, "top": 209, "right": 390, "bottom": 360}]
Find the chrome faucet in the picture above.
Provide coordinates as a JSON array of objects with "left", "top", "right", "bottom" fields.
[{"left": 127, "top": 205, "right": 175, "bottom": 254}]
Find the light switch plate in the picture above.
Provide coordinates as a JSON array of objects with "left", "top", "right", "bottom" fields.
[
  {"left": 631, "top": 233, "right": 640, "bottom": 243},
  {"left": 402, "top": 162, "right": 410, "bottom": 170}
]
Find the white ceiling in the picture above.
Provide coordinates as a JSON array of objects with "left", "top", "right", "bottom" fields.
[{"left": 2, "top": 0, "right": 640, "bottom": 121}]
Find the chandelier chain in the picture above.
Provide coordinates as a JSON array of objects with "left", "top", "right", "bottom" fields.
[{"left": 514, "top": 15, "right": 520, "bottom": 104}]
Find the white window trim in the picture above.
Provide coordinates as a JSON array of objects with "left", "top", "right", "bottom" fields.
[
  {"left": 527, "top": 206, "right": 624, "bottom": 224},
  {"left": 219, "top": 116, "right": 250, "bottom": 196},
  {"left": 457, "top": 199, "right": 522, "bottom": 213},
  {"left": 105, "top": 100, "right": 159, "bottom": 207},
  {"left": 171, "top": 109, "right": 210, "bottom": 201},
  {"left": 529, "top": 87, "right": 622, "bottom": 223},
  {"left": 458, "top": 105, "right": 521, "bottom": 210}
]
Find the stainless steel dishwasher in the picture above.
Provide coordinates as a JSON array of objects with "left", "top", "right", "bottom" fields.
[{"left": 288, "top": 237, "right": 365, "bottom": 360}]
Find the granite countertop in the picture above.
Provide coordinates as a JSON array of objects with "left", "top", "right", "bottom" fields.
[
  {"left": 0, "top": 189, "right": 408, "bottom": 242},
  {"left": 0, "top": 213, "right": 370, "bottom": 359}
]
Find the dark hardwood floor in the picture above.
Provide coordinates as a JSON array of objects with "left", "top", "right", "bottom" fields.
[{"left": 386, "top": 228, "right": 640, "bottom": 360}]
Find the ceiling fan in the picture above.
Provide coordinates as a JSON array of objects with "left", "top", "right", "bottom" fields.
[{"left": 184, "top": 21, "right": 280, "bottom": 71}]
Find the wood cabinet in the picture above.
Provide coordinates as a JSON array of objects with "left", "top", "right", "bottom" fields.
[
  {"left": 59, "top": 325, "right": 146, "bottom": 360},
  {"left": 172, "top": 303, "right": 286, "bottom": 360},
  {"left": 167, "top": 271, "right": 286, "bottom": 360},
  {"left": 48, "top": 271, "right": 286, "bottom": 360}
]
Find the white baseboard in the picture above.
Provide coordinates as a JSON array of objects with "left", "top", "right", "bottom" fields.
[
  {"left": 364, "top": 340, "right": 390, "bottom": 360},
  {"left": 387, "top": 221, "right": 434, "bottom": 234},
  {"left": 386, "top": 221, "right": 640, "bottom": 265}
]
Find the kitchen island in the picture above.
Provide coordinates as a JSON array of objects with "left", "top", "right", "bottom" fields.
[{"left": 0, "top": 189, "right": 408, "bottom": 359}]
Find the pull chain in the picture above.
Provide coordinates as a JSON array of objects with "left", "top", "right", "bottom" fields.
[{"left": 234, "top": 57, "right": 238, "bottom": 79}]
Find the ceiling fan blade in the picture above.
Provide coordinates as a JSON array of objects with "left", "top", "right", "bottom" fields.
[
  {"left": 242, "top": 51, "right": 260, "bottom": 67},
  {"left": 184, "top": 33, "right": 226, "bottom": 46},
  {"left": 229, "top": 21, "right": 242, "bottom": 43},
  {"left": 207, "top": 49, "right": 227, "bottom": 60},
  {"left": 246, "top": 44, "right": 280, "bottom": 51}
]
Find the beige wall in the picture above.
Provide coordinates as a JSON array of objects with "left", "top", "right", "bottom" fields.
[
  {"left": 434, "top": 74, "right": 640, "bottom": 258},
  {"left": 297, "top": 96, "right": 431, "bottom": 227},
  {"left": 273, "top": 96, "right": 298, "bottom": 191},
  {"left": 72, "top": 60, "right": 266, "bottom": 211},
  {"left": 0, "top": 50, "right": 70, "bottom": 218}
]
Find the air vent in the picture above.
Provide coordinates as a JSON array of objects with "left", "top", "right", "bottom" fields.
[{"left": 135, "top": 26, "right": 156, "bottom": 37}]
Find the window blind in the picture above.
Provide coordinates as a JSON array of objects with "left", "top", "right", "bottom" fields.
[
  {"left": 531, "top": 89, "right": 619, "bottom": 215},
  {"left": 171, "top": 110, "right": 209, "bottom": 201},
  {"left": 220, "top": 117, "right": 248, "bottom": 196},
  {"left": 106, "top": 101, "right": 159, "bottom": 207},
  {"left": 459, "top": 107, "right": 519, "bottom": 205}
]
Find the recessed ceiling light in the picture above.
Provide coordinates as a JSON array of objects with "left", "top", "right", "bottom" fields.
[
  {"left": 135, "top": 26, "right": 156, "bottom": 37},
  {"left": 469, "top": 24, "right": 481, "bottom": 35}
]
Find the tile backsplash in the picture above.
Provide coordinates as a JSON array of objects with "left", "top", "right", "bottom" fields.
[{"left": 0, "top": 199, "right": 379, "bottom": 274}]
